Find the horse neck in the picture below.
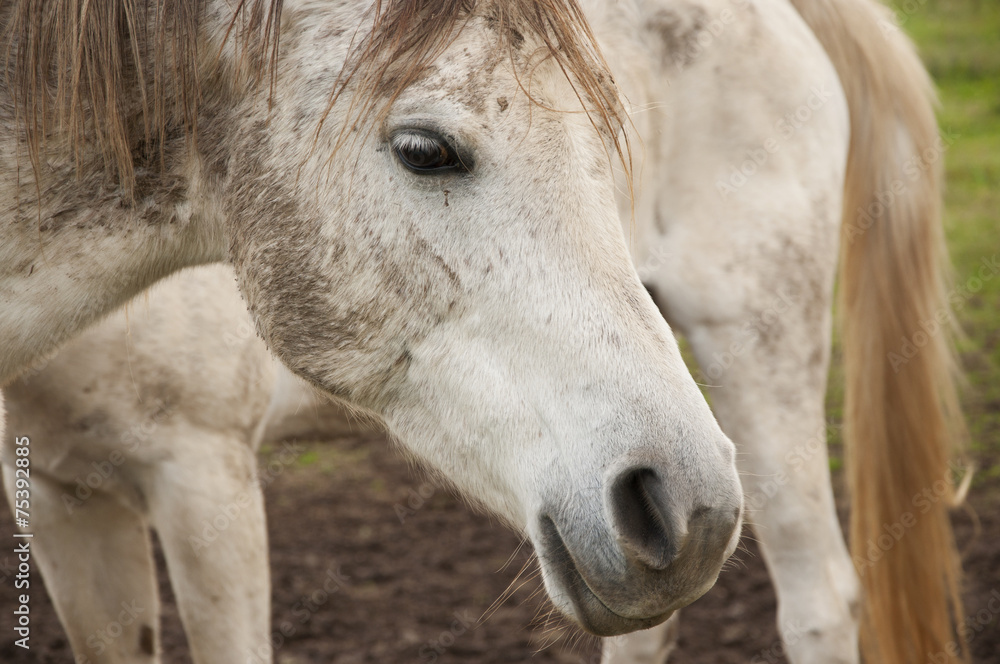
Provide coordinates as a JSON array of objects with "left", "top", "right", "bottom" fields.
[
  {"left": 0, "top": 161, "right": 227, "bottom": 385},
  {"left": 0, "top": 53, "right": 231, "bottom": 387}
]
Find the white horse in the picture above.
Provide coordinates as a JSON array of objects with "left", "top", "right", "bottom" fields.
[
  {"left": 0, "top": 0, "right": 965, "bottom": 663},
  {"left": 0, "top": 0, "right": 749, "bottom": 660},
  {"left": 4, "top": 265, "right": 356, "bottom": 664}
]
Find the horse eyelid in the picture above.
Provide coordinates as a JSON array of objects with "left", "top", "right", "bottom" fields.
[{"left": 390, "top": 129, "right": 473, "bottom": 174}]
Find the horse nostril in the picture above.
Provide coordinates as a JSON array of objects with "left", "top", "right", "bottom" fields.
[{"left": 608, "top": 467, "right": 679, "bottom": 570}]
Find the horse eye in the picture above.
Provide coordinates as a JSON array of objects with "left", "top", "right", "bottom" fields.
[{"left": 391, "top": 131, "right": 465, "bottom": 173}]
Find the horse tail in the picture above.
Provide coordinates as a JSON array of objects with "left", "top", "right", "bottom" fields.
[{"left": 788, "top": 1, "right": 966, "bottom": 662}]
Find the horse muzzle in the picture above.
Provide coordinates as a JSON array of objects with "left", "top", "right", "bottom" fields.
[{"left": 532, "top": 462, "right": 743, "bottom": 636}]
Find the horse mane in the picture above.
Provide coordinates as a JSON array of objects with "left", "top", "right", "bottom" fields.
[
  {"left": 2, "top": 0, "right": 628, "bottom": 199},
  {"left": 1, "top": 0, "right": 282, "bottom": 194}
]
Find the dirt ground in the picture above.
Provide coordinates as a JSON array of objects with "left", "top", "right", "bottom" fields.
[{"left": 1, "top": 431, "right": 998, "bottom": 664}]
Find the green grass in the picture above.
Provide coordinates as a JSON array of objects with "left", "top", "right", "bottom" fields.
[
  {"left": 260, "top": 440, "right": 372, "bottom": 475},
  {"left": 902, "top": 0, "right": 999, "bottom": 478}
]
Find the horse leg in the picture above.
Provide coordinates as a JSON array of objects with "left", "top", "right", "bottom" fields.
[
  {"left": 2, "top": 465, "right": 160, "bottom": 663},
  {"left": 683, "top": 310, "right": 859, "bottom": 663},
  {"left": 601, "top": 614, "right": 680, "bottom": 664},
  {"left": 145, "top": 429, "right": 271, "bottom": 664}
]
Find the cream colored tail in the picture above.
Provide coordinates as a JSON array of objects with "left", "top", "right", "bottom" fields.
[{"left": 788, "top": 1, "right": 966, "bottom": 662}]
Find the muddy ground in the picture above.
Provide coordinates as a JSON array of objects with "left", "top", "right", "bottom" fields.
[{"left": 1, "top": 430, "right": 998, "bottom": 664}]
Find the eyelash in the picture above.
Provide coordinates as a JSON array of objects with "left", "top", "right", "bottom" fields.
[{"left": 390, "top": 130, "right": 471, "bottom": 174}]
